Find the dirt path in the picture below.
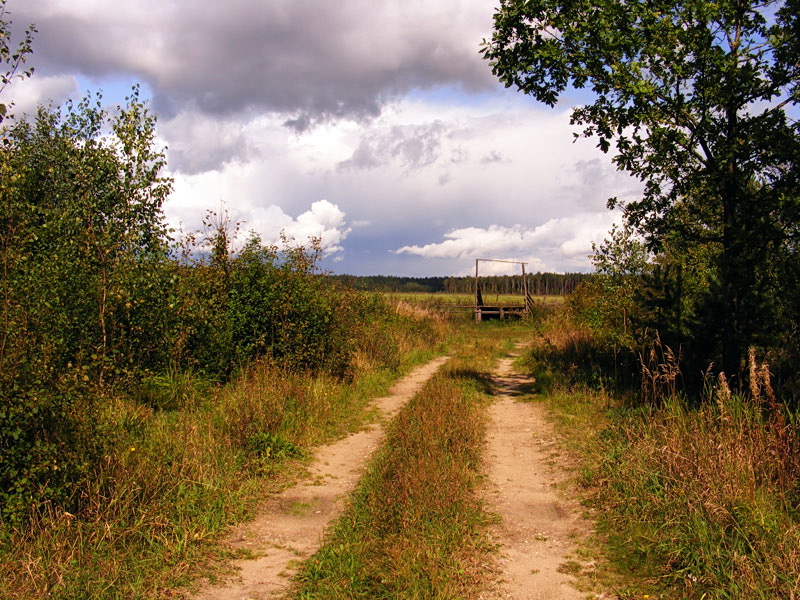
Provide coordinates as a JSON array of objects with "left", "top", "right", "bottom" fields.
[
  {"left": 191, "top": 356, "right": 450, "bottom": 600},
  {"left": 481, "top": 349, "right": 590, "bottom": 600}
]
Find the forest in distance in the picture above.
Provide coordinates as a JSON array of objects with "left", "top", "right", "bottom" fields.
[{"left": 330, "top": 272, "right": 592, "bottom": 295}]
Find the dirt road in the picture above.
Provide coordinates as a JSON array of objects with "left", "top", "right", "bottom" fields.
[
  {"left": 191, "top": 356, "right": 450, "bottom": 600},
  {"left": 190, "top": 346, "right": 591, "bottom": 599},
  {"left": 480, "top": 350, "right": 589, "bottom": 600}
]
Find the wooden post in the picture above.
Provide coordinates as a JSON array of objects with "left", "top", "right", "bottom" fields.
[
  {"left": 475, "top": 259, "right": 480, "bottom": 322},
  {"left": 521, "top": 263, "right": 529, "bottom": 312}
]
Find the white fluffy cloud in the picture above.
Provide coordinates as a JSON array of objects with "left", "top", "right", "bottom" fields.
[
  {"left": 9, "top": 0, "right": 644, "bottom": 275},
  {"left": 242, "top": 200, "right": 351, "bottom": 258},
  {"left": 165, "top": 172, "right": 351, "bottom": 259},
  {"left": 396, "top": 212, "right": 621, "bottom": 273},
  {"left": 156, "top": 95, "right": 640, "bottom": 274}
]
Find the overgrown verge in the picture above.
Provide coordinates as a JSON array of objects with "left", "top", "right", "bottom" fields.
[
  {"left": 0, "top": 75, "right": 459, "bottom": 598},
  {"left": 0, "top": 302, "right": 447, "bottom": 600},
  {"left": 523, "top": 313, "right": 800, "bottom": 599},
  {"left": 289, "top": 333, "right": 509, "bottom": 600}
]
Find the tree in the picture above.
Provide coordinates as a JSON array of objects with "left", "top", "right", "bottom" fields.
[
  {"left": 483, "top": 0, "right": 800, "bottom": 378},
  {"left": 2, "top": 90, "right": 173, "bottom": 377},
  {"left": 0, "top": 91, "right": 173, "bottom": 521},
  {"left": 0, "top": 0, "right": 35, "bottom": 122}
]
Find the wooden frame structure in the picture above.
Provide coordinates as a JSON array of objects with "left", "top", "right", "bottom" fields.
[{"left": 474, "top": 258, "right": 533, "bottom": 322}]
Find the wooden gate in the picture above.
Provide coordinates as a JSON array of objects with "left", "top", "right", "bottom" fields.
[{"left": 474, "top": 259, "right": 533, "bottom": 322}]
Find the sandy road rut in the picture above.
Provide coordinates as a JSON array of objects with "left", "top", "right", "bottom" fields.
[
  {"left": 481, "top": 349, "right": 589, "bottom": 600},
  {"left": 192, "top": 347, "right": 591, "bottom": 600},
  {"left": 191, "top": 356, "right": 450, "bottom": 600}
]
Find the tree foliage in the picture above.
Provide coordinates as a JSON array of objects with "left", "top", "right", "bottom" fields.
[
  {"left": 483, "top": 0, "right": 800, "bottom": 378},
  {"left": 0, "top": 91, "right": 174, "bottom": 520},
  {"left": 0, "top": 91, "right": 400, "bottom": 521}
]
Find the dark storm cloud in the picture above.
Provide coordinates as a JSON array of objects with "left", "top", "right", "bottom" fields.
[
  {"left": 338, "top": 121, "right": 447, "bottom": 171},
  {"left": 18, "top": 0, "right": 496, "bottom": 127},
  {"left": 159, "top": 112, "right": 255, "bottom": 175}
]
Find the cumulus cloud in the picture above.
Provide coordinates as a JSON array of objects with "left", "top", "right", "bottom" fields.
[
  {"left": 275, "top": 199, "right": 352, "bottom": 257},
  {"left": 155, "top": 95, "right": 641, "bottom": 274},
  {"left": 395, "top": 212, "right": 620, "bottom": 272},
  {"left": 18, "top": 0, "right": 497, "bottom": 127},
  {"left": 168, "top": 194, "right": 351, "bottom": 259}
]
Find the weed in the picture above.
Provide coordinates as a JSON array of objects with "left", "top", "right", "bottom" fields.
[{"left": 246, "top": 432, "right": 304, "bottom": 461}]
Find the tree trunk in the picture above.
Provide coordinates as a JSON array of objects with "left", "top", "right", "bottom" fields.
[{"left": 720, "top": 99, "right": 743, "bottom": 380}]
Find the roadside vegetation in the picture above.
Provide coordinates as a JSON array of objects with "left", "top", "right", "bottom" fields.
[
  {"left": 291, "top": 324, "right": 520, "bottom": 600},
  {"left": 523, "top": 301, "right": 800, "bottom": 599},
  {"left": 1, "top": 315, "right": 449, "bottom": 600}
]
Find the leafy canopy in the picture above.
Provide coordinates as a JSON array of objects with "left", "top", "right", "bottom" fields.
[
  {"left": 483, "top": 0, "right": 800, "bottom": 234},
  {"left": 483, "top": 0, "right": 800, "bottom": 375}
]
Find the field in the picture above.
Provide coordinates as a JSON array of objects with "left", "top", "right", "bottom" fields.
[{"left": 384, "top": 291, "right": 565, "bottom": 308}]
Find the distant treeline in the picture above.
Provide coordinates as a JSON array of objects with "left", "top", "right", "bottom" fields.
[{"left": 331, "top": 273, "right": 595, "bottom": 295}]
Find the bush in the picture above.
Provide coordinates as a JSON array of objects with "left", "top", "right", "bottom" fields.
[{"left": 0, "top": 380, "right": 107, "bottom": 526}]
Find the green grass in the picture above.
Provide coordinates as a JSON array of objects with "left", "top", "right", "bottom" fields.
[
  {"left": 0, "top": 305, "right": 448, "bottom": 599},
  {"left": 289, "top": 324, "right": 525, "bottom": 599}
]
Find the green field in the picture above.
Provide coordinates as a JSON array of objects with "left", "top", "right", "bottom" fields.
[{"left": 383, "top": 292, "right": 564, "bottom": 307}]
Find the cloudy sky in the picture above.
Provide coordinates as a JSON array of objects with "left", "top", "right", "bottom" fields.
[{"left": 5, "top": 0, "right": 642, "bottom": 276}]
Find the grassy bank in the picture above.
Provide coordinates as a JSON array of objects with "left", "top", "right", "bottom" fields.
[
  {"left": 0, "top": 303, "right": 449, "bottom": 600},
  {"left": 522, "top": 317, "right": 800, "bottom": 599}
]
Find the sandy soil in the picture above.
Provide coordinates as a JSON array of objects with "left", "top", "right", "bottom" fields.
[
  {"left": 480, "top": 349, "right": 590, "bottom": 600},
  {"left": 190, "top": 356, "right": 450, "bottom": 600}
]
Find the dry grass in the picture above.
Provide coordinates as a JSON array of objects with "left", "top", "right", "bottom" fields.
[
  {"left": 530, "top": 319, "right": 800, "bottom": 598},
  {"left": 291, "top": 362, "right": 493, "bottom": 599},
  {"left": 595, "top": 390, "right": 800, "bottom": 598},
  {"left": 639, "top": 334, "right": 682, "bottom": 404},
  {"left": 0, "top": 309, "right": 448, "bottom": 599},
  {"left": 289, "top": 328, "right": 515, "bottom": 600}
]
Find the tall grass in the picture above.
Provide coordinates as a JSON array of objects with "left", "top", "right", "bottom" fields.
[
  {"left": 290, "top": 334, "right": 510, "bottom": 600},
  {"left": 0, "top": 302, "right": 447, "bottom": 599},
  {"left": 527, "top": 315, "right": 800, "bottom": 598}
]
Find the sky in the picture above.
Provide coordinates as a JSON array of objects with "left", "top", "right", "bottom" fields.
[{"left": 4, "top": 0, "right": 643, "bottom": 276}]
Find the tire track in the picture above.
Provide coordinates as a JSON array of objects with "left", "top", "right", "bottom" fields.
[
  {"left": 190, "top": 356, "right": 450, "bottom": 600},
  {"left": 481, "top": 349, "right": 588, "bottom": 600}
]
